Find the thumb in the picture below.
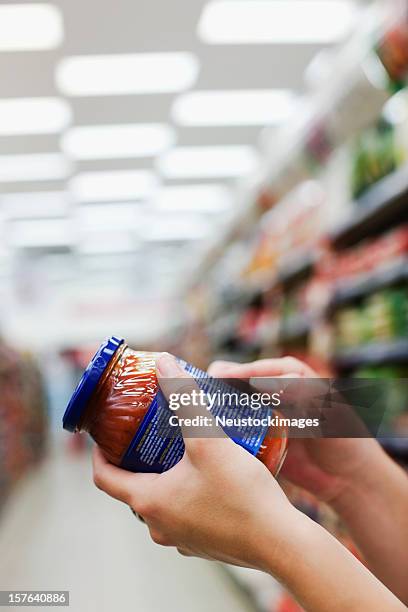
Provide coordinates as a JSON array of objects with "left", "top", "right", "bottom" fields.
[{"left": 156, "top": 353, "right": 226, "bottom": 457}]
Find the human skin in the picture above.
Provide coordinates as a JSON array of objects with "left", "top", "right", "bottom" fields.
[
  {"left": 208, "top": 356, "right": 408, "bottom": 604},
  {"left": 92, "top": 353, "right": 405, "bottom": 612}
]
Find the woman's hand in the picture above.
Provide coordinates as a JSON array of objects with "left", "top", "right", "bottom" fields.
[
  {"left": 208, "top": 356, "right": 378, "bottom": 505},
  {"left": 208, "top": 356, "right": 408, "bottom": 604},
  {"left": 92, "top": 353, "right": 297, "bottom": 571},
  {"left": 92, "top": 353, "right": 406, "bottom": 611}
]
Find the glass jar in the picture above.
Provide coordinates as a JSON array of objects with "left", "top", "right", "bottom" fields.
[{"left": 63, "top": 337, "right": 288, "bottom": 475}]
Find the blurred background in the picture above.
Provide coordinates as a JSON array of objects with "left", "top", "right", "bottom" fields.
[{"left": 1, "top": 0, "right": 408, "bottom": 610}]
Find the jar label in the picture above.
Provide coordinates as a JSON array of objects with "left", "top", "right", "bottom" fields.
[{"left": 120, "top": 362, "right": 272, "bottom": 473}]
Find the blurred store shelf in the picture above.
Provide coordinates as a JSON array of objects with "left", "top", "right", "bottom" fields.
[
  {"left": 333, "top": 339, "right": 408, "bottom": 370},
  {"left": 279, "top": 315, "right": 313, "bottom": 344},
  {"left": 278, "top": 252, "right": 317, "bottom": 288},
  {"left": 329, "top": 257, "right": 408, "bottom": 310},
  {"left": 331, "top": 165, "right": 408, "bottom": 249}
]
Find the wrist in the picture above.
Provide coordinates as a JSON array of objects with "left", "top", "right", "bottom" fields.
[
  {"left": 259, "top": 508, "right": 405, "bottom": 612},
  {"left": 329, "top": 442, "right": 393, "bottom": 518},
  {"left": 255, "top": 503, "right": 310, "bottom": 577}
]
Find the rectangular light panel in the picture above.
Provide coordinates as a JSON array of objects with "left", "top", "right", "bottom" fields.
[
  {"left": 141, "top": 216, "right": 212, "bottom": 241},
  {"left": 56, "top": 53, "right": 199, "bottom": 96},
  {"left": 0, "top": 4, "right": 63, "bottom": 51},
  {"left": 8, "top": 219, "right": 73, "bottom": 248},
  {"left": 61, "top": 123, "right": 175, "bottom": 160},
  {"left": 172, "top": 90, "right": 296, "bottom": 126},
  {"left": 2, "top": 191, "right": 69, "bottom": 219},
  {"left": 157, "top": 146, "right": 259, "bottom": 179},
  {"left": 154, "top": 184, "right": 232, "bottom": 212},
  {"left": 0, "top": 154, "right": 71, "bottom": 182},
  {"left": 77, "top": 203, "right": 139, "bottom": 230},
  {"left": 77, "top": 231, "right": 137, "bottom": 254},
  {"left": 198, "top": 1, "right": 357, "bottom": 44},
  {"left": 0, "top": 98, "right": 71, "bottom": 135},
  {"left": 70, "top": 170, "right": 158, "bottom": 202}
]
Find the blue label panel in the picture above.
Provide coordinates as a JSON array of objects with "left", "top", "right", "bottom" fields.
[{"left": 120, "top": 362, "right": 272, "bottom": 473}]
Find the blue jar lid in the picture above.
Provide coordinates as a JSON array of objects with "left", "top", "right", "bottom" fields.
[{"left": 62, "top": 336, "right": 124, "bottom": 432}]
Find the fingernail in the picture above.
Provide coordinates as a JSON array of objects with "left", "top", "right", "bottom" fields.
[{"left": 156, "top": 353, "right": 185, "bottom": 377}]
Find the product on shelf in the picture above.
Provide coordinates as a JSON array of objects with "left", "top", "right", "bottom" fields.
[
  {"left": 63, "top": 337, "right": 288, "bottom": 476},
  {"left": 376, "top": 18, "right": 408, "bottom": 90},
  {"left": 280, "top": 281, "right": 314, "bottom": 323},
  {"left": 334, "top": 287, "right": 408, "bottom": 348},
  {"left": 0, "top": 342, "right": 48, "bottom": 512},
  {"left": 318, "top": 224, "right": 408, "bottom": 287},
  {"left": 350, "top": 120, "right": 402, "bottom": 199},
  {"left": 354, "top": 365, "right": 408, "bottom": 434},
  {"left": 242, "top": 220, "right": 281, "bottom": 283},
  {"left": 243, "top": 181, "right": 325, "bottom": 285},
  {"left": 335, "top": 307, "right": 368, "bottom": 348},
  {"left": 171, "top": 10, "right": 408, "bottom": 610}
]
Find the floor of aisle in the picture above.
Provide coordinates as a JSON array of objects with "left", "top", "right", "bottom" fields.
[{"left": 0, "top": 447, "right": 257, "bottom": 612}]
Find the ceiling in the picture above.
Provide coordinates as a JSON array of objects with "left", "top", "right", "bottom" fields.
[{"left": 0, "top": 0, "right": 369, "bottom": 347}]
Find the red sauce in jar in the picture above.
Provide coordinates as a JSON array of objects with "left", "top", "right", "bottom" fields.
[{"left": 79, "top": 346, "right": 158, "bottom": 465}]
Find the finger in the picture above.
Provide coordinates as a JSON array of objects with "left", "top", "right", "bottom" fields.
[
  {"left": 148, "top": 528, "right": 175, "bottom": 547},
  {"left": 156, "top": 353, "right": 226, "bottom": 455},
  {"left": 207, "top": 360, "right": 236, "bottom": 377},
  {"left": 177, "top": 547, "right": 211, "bottom": 560},
  {"left": 208, "top": 357, "right": 316, "bottom": 379},
  {"left": 251, "top": 374, "right": 325, "bottom": 427},
  {"left": 92, "top": 446, "right": 156, "bottom": 509},
  {"left": 250, "top": 372, "right": 299, "bottom": 392},
  {"left": 177, "top": 547, "right": 194, "bottom": 557}
]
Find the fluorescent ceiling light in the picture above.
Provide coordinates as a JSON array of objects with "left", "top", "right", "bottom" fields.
[
  {"left": 141, "top": 216, "right": 212, "bottom": 242},
  {"left": 77, "top": 203, "right": 139, "bottom": 230},
  {"left": 2, "top": 192, "right": 69, "bottom": 219},
  {"left": 80, "top": 253, "right": 139, "bottom": 271},
  {"left": 8, "top": 219, "right": 73, "bottom": 248},
  {"left": 0, "top": 4, "right": 63, "bottom": 51},
  {"left": 70, "top": 170, "right": 158, "bottom": 202},
  {"left": 0, "top": 154, "right": 71, "bottom": 182},
  {"left": 198, "top": 1, "right": 357, "bottom": 44},
  {"left": 77, "top": 231, "right": 137, "bottom": 254},
  {"left": 157, "top": 146, "right": 259, "bottom": 179},
  {"left": 61, "top": 123, "right": 175, "bottom": 160},
  {"left": 154, "top": 184, "right": 232, "bottom": 212},
  {"left": 0, "top": 98, "right": 71, "bottom": 135},
  {"left": 173, "top": 90, "right": 295, "bottom": 126},
  {"left": 56, "top": 53, "right": 199, "bottom": 96}
]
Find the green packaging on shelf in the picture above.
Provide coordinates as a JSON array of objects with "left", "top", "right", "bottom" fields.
[
  {"left": 351, "top": 121, "right": 400, "bottom": 200},
  {"left": 355, "top": 365, "right": 408, "bottom": 430},
  {"left": 386, "top": 288, "right": 408, "bottom": 337}
]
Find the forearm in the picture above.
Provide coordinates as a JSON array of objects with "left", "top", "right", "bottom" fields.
[
  {"left": 261, "top": 509, "right": 405, "bottom": 612},
  {"left": 332, "top": 446, "right": 408, "bottom": 603}
]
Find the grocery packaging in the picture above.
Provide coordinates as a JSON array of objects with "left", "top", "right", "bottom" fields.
[{"left": 63, "top": 337, "right": 287, "bottom": 476}]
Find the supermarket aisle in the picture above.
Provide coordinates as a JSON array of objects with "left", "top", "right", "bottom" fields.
[{"left": 0, "top": 447, "right": 256, "bottom": 612}]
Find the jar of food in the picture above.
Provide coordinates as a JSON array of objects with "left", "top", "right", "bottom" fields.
[{"left": 63, "top": 337, "right": 288, "bottom": 476}]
